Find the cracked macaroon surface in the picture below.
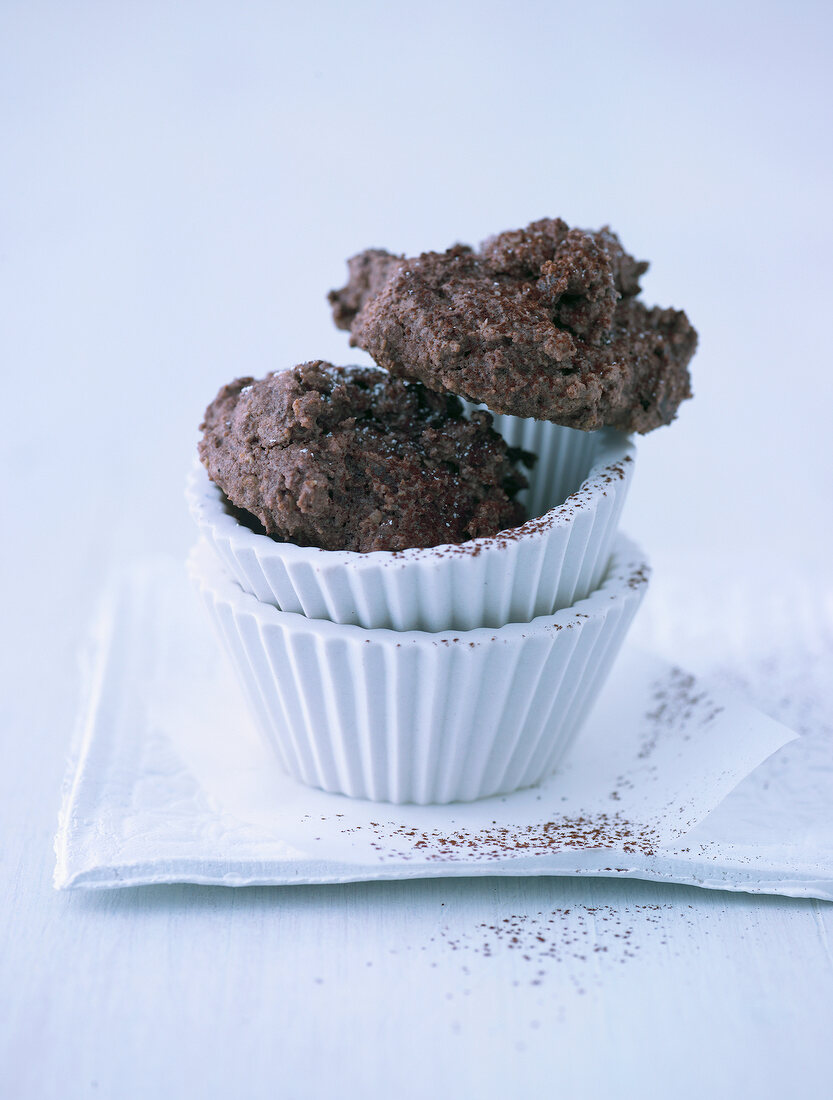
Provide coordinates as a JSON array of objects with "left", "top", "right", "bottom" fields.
[
  {"left": 328, "top": 218, "right": 697, "bottom": 433},
  {"left": 199, "top": 362, "right": 531, "bottom": 553}
]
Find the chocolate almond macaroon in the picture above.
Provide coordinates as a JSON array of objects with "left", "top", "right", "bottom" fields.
[
  {"left": 329, "top": 218, "right": 697, "bottom": 433},
  {"left": 198, "top": 361, "right": 531, "bottom": 554}
]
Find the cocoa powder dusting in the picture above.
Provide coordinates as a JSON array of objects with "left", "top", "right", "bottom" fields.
[
  {"left": 641, "top": 667, "right": 726, "bottom": 758},
  {"left": 339, "top": 812, "right": 660, "bottom": 863},
  {"left": 429, "top": 903, "right": 698, "bottom": 994}
]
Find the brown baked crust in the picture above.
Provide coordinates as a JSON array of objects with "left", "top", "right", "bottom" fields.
[
  {"left": 330, "top": 218, "right": 696, "bottom": 432},
  {"left": 198, "top": 362, "right": 531, "bottom": 553},
  {"left": 328, "top": 249, "right": 403, "bottom": 330}
]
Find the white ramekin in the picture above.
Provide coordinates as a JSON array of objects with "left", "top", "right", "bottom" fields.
[
  {"left": 188, "top": 534, "right": 649, "bottom": 805},
  {"left": 186, "top": 418, "right": 635, "bottom": 632}
]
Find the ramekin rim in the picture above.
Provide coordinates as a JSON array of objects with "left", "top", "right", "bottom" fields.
[{"left": 188, "top": 533, "right": 649, "bottom": 644}]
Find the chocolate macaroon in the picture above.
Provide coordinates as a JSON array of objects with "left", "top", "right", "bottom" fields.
[
  {"left": 329, "top": 218, "right": 697, "bottom": 433},
  {"left": 199, "top": 361, "right": 532, "bottom": 554}
]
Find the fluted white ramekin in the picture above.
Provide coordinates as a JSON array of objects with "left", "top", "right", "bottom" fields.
[
  {"left": 186, "top": 418, "right": 635, "bottom": 632},
  {"left": 188, "top": 534, "right": 649, "bottom": 805}
]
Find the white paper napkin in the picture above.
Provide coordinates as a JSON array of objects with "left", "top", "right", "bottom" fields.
[{"left": 55, "top": 557, "right": 832, "bottom": 898}]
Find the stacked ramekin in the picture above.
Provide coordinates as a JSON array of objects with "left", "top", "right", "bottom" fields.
[{"left": 187, "top": 417, "right": 648, "bottom": 804}]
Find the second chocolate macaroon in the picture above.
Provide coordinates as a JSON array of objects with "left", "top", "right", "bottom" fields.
[{"left": 199, "top": 361, "right": 533, "bottom": 554}]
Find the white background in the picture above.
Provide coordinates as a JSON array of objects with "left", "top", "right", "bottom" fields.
[{"left": 2, "top": 2, "right": 832, "bottom": 1098}]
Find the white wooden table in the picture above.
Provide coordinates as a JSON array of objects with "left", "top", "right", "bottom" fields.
[
  {"left": 17, "top": 879, "right": 833, "bottom": 1098},
  {"left": 2, "top": 3, "right": 832, "bottom": 1096}
]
